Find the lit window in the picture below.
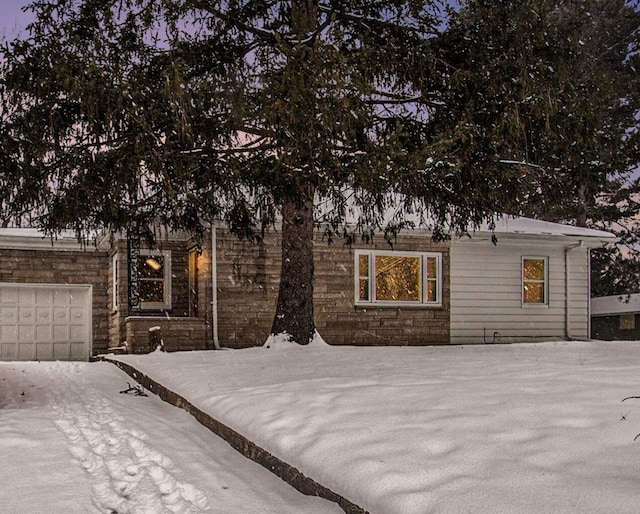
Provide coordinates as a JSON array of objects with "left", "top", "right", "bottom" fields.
[
  {"left": 188, "top": 248, "right": 199, "bottom": 317},
  {"left": 355, "top": 251, "right": 442, "bottom": 305},
  {"left": 522, "top": 257, "right": 547, "bottom": 305},
  {"left": 138, "top": 250, "right": 171, "bottom": 310},
  {"left": 620, "top": 314, "right": 635, "bottom": 330}
]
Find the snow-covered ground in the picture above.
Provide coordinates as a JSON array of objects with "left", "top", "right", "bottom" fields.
[
  {"left": 112, "top": 340, "right": 640, "bottom": 514},
  {"left": 0, "top": 361, "right": 340, "bottom": 514},
  {"left": 2, "top": 341, "right": 640, "bottom": 514}
]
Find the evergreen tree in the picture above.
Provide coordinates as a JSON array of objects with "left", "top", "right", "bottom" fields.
[
  {"left": 5, "top": 0, "right": 632, "bottom": 344},
  {"left": 437, "top": 0, "right": 640, "bottom": 296},
  {"left": 0, "top": 1, "right": 469, "bottom": 345}
]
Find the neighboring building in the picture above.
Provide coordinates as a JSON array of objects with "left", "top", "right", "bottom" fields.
[
  {"left": 0, "top": 218, "right": 615, "bottom": 361},
  {"left": 591, "top": 293, "right": 640, "bottom": 341}
]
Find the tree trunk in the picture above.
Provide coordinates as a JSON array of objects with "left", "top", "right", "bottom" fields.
[
  {"left": 576, "top": 183, "right": 588, "bottom": 227},
  {"left": 269, "top": 0, "right": 319, "bottom": 345},
  {"left": 270, "top": 184, "right": 315, "bottom": 344},
  {"left": 292, "top": 0, "right": 318, "bottom": 34}
]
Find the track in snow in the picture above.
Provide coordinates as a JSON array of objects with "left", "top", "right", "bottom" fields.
[{"left": 49, "top": 364, "right": 210, "bottom": 514}]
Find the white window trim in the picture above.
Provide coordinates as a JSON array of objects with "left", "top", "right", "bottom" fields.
[
  {"left": 139, "top": 249, "right": 172, "bottom": 310},
  {"left": 522, "top": 256, "right": 549, "bottom": 307},
  {"left": 355, "top": 250, "right": 442, "bottom": 307},
  {"left": 112, "top": 253, "right": 118, "bottom": 313}
]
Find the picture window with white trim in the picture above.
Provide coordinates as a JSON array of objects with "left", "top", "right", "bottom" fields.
[{"left": 355, "top": 251, "right": 442, "bottom": 306}]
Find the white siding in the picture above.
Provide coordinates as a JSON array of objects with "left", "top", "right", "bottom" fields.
[{"left": 450, "top": 240, "right": 590, "bottom": 344}]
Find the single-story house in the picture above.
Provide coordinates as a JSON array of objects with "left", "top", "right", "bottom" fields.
[
  {"left": 0, "top": 218, "right": 615, "bottom": 360},
  {"left": 591, "top": 293, "right": 640, "bottom": 341}
]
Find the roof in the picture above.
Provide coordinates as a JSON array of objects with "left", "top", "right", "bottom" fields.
[
  {"left": 0, "top": 228, "right": 95, "bottom": 251},
  {"left": 314, "top": 195, "right": 616, "bottom": 243},
  {"left": 0, "top": 226, "right": 193, "bottom": 251},
  {"left": 591, "top": 294, "right": 640, "bottom": 316},
  {"left": 0, "top": 213, "right": 616, "bottom": 251},
  {"left": 479, "top": 217, "right": 616, "bottom": 241}
]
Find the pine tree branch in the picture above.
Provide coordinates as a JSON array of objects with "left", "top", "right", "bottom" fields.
[
  {"left": 366, "top": 94, "right": 445, "bottom": 108},
  {"left": 499, "top": 159, "right": 561, "bottom": 171},
  {"left": 186, "top": 0, "right": 277, "bottom": 42},
  {"left": 317, "top": 3, "right": 441, "bottom": 37}
]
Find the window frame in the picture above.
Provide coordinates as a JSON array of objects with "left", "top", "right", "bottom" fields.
[
  {"left": 521, "top": 256, "right": 549, "bottom": 307},
  {"left": 138, "top": 249, "right": 172, "bottom": 311},
  {"left": 112, "top": 253, "right": 118, "bottom": 313},
  {"left": 188, "top": 247, "right": 199, "bottom": 317},
  {"left": 354, "top": 250, "right": 443, "bottom": 307}
]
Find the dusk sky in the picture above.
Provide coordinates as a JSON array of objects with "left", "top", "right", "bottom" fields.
[
  {"left": 0, "top": 1, "right": 33, "bottom": 40},
  {"left": 0, "top": 0, "right": 637, "bottom": 180}
]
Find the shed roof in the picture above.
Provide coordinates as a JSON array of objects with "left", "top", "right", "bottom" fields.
[{"left": 591, "top": 294, "right": 640, "bottom": 316}]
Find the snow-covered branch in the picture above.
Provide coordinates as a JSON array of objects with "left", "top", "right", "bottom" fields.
[{"left": 499, "top": 159, "right": 560, "bottom": 171}]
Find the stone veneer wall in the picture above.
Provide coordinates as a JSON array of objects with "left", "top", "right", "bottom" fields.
[
  {"left": 0, "top": 248, "right": 110, "bottom": 355},
  {"left": 108, "top": 239, "right": 199, "bottom": 348},
  {"left": 109, "top": 237, "right": 213, "bottom": 353},
  {"left": 124, "top": 317, "right": 210, "bottom": 353},
  {"left": 216, "top": 228, "right": 450, "bottom": 348}
]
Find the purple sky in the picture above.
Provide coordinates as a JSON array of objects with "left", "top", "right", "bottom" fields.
[{"left": 0, "top": 1, "right": 34, "bottom": 40}]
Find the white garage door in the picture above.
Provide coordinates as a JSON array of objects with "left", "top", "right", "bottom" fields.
[{"left": 0, "top": 284, "right": 92, "bottom": 361}]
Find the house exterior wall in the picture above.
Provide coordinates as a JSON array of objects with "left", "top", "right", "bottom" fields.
[
  {"left": 215, "top": 228, "right": 450, "bottom": 347},
  {"left": 449, "top": 238, "right": 590, "bottom": 344},
  {"left": 124, "top": 317, "right": 209, "bottom": 352},
  {"left": 108, "top": 237, "right": 213, "bottom": 352},
  {"left": 591, "top": 315, "right": 640, "bottom": 341},
  {"left": 0, "top": 247, "right": 110, "bottom": 355},
  {"left": 567, "top": 247, "right": 590, "bottom": 339},
  {"left": 0, "top": 222, "right": 602, "bottom": 358}
]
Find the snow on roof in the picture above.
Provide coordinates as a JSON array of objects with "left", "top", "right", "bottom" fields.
[
  {"left": 314, "top": 194, "right": 616, "bottom": 242},
  {"left": 591, "top": 293, "right": 640, "bottom": 316},
  {"left": 480, "top": 216, "right": 617, "bottom": 240},
  {"left": 0, "top": 228, "right": 94, "bottom": 251},
  {"left": 0, "top": 212, "right": 616, "bottom": 251}
]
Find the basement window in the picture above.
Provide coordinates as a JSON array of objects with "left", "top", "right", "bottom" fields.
[
  {"left": 355, "top": 250, "right": 442, "bottom": 306},
  {"left": 522, "top": 257, "right": 548, "bottom": 305},
  {"left": 138, "top": 250, "right": 172, "bottom": 310}
]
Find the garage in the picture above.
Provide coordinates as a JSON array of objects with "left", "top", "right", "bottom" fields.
[{"left": 0, "top": 284, "right": 92, "bottom": 361}]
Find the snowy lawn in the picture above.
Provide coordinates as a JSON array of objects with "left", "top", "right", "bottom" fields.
[
  {"left": 0, "top": 361, "right": 340, "bottom": 514},
  {"left": 114, "top": 340, "right": 640, "bottom": 514}
]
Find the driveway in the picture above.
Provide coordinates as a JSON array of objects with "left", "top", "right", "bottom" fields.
[{"left": 0, "top": 361, "right": 340, "bottom": 514}]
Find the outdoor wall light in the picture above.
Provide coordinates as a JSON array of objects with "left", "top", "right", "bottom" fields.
[{"left": 145, "top": 257, "right": 162, "bottom": 271}]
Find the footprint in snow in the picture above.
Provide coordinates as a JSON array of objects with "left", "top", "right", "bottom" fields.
[{"left": 49, "top": 368, "right": 210, "bottom": 513}]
